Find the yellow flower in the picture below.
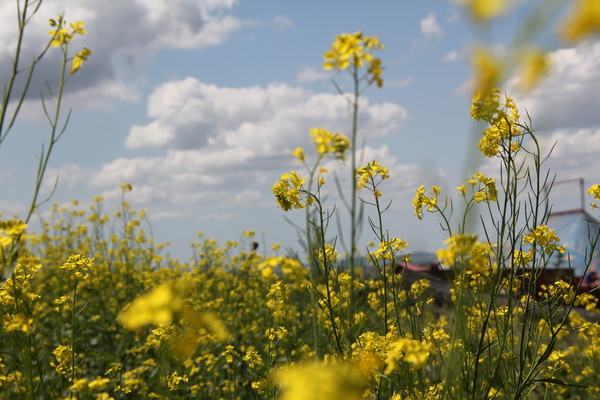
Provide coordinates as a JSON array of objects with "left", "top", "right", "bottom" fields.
[
  {"left": 117, "top": 285, "right": 180, "bottom": 330},
  {"left": 375, "top": 238, "right": 409, "bottom": 261},
  {"left": 454, "top": 0, "right": 509, "bottom": 22},
  {"left": 561, "top": 0, "right": 600, "bottom": 42},
  {"left": 272, "top": 171, "right": 306, "bottom": 211},
  {"left": 48, "top": 28, "right": 73, "bottom": 47},
  {"left": 309, "top": 128, "right": 350, "bottom": 159},
  {"left": 274, "top": 360, "right": 366, "bottom": 400},
  {"left": 323, "top": 31, "right": 384, "bottom": 86},
  {"left": 292, "top": 147, "right": 305, "bottom": 162},
  {"left": 518, "top": 48, "right": 550, "bottom": 91},
  {"left": 71, "top": 47, "right": 92, "bottom": 74},
  {"left": 471, "top": 46, "right": 503, "bottom": 97},
  {"left": 385, "top": 337, "right": 432, "bottom": 373},
  {"left": 588, "top": 184, "right": 600, "bottom": 200},
  {"left": 522, "top": 225, "right": 566, "bottom": 255},
  {"left": 69, "top": 21, "right": 87, "bottom": 35},
  {"left": 471, "top": 88, "right": 521, "bottom": 157},
  {"left": 468, "top": 173, "right": 498, "bottom": 202},
  {"left": 356, "top": 160, "right": 390, "bottom": 190},
  {"left": 413, "top": 185, "right": 440, "bottom": 219}
]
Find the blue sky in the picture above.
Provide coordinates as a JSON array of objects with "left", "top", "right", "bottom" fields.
[{"left": 2, "top": 0, "right": 600, "bottom": 261}]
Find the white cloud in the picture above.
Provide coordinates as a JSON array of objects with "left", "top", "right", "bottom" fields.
[
  {"left": 386, "top": 77, "right": 414, "bottom": 88},
  {"left": 296, "top": 66, "right": 330, "bottom": 83},
  {"left": 512, "top": 41, "right": 600, "bottom": 131},
  {"left": 126, "top": 78, "right": 408, "bottom": 151},
  {"left": 0, "top": 0, "right": 251, "bottom": 110},
  {"left": 441, "top": 50, "right": 462, "bottom": 62},
  {"left": 420, "top": 13, "right": 443, "bottom": 40},
  {"left": 272, "top": 15, "right": 293, "bottom": 31},
  {"left": 66, "top": 79, "right": 411, "bottom": 222}
]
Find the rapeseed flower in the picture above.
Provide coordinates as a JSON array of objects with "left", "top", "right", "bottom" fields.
[
  {"left": 453, "top": 0, "right": 509, "bottom": 22},
  {"left": 588, "top": 184, "right": 600, "bottom": 208},
  {"left": 413, "top": 185, "right": 441, "bottom": 219},
  {"left": 274, "top": 360, "right": 366, "bottom": 400},
  {"left": 468, "top": 172, "right": 498, "bottom": 202},
  {"left": 309, "top": 128, "right": 350, "bottom": 159},
  {"left": 71, "top": 47, "right": 92, "bottom": 74},
  {"left": 272, "top": 171, "right": 306, "bottom": 211},
  {"left": 384, "top": 337, "right": 432, "bottom": 372},
  {"left": 522, "top": 225, "right": 566, "bottom": 255},
  {"left": 356, "top": 160, "right": 389, "bottom": 192},
  {"left": 471, "top": 88, "right": 521, "bottom": 157},
  {"left": 323, "top": 31, "right": 385, "bottom": 87},
  {"left": 375, "top": 238, "right": 409, "bottom": 261},
  {"left": 471, "top": 46, "right": 503, "bottom": 96},
  {"left": 118, "top": 284, "right": 178, "bottom": 330},
  {"left": 518, "top": 48, "right": 550, "bottom": 91},
  {"left": 561, "top": 0, "right": 600, "bottom": 42}
]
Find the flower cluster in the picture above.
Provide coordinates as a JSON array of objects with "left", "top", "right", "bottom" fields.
[
  {"left": 374, "top": 238, "right": 409, "bottom": 261},
  {"left": 323, "top": 31, "right": 385, "bottom": 87},
  {"left": 412, "top": 185, "right": 441, "bottom": 220},
  {"left": 588, "top": 184, "right": 600, "bottom": 208},
  {"left": 48, "top": 17, "right": 91, "bottom": 74},
  {"left": 561, "top": 0, "right": 600, "bottom": 42},
  {"left": 385, "top": 337, "right": 432, "bottom": 372},
  {"left": 436, "top": 234, "right": 496, "bottom": 274},
  {"left": 470, "top": 88, "right": 521, "bottom": 157},
  {"left": 272, "top": 171, "right": 308, "bottom": 211},
  {"left": 522, "top": 225, "right": 566, "bottom": 256},
  {"left": 467, "top": 172, "right": 498, "bottom": 202},
  {"left": 309, "top": 128, "right": 350, "bottom": 160},
  {"left": 356, "top": 160, "right": 390, "bottom": 197}
]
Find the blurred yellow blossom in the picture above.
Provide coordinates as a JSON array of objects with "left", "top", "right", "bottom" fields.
[
  {"left": 471, "top": 46, "right": 503, "bottom": 97},
  {"left": 518, "top": 48, "right": 550, "bottom": 91},
  {"left": 274, "top": 360, "right": 366, "bottom": 400},
  {"left": 561, "top": 0, "right": 600, "bottom": 42},
  {"left": 453, "top": 0, "right": 509, "bottom": 22},
  {"left": 375, "top": 238, "right": 409, "bottom": 261},
  {"left": 292, "top": 147, "right": 305, "bottom": 162},
  {"left": 385, "top": 337, "right": 432, "bottom": 372},
  {"left": 118, "top": 284, "right": 180, "bottom": 330}
]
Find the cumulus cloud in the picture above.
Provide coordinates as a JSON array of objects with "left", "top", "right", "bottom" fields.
[
  {"left": 272, "top": 15, "right": 293, "bottom": 31},
  {"left": 296, "top": 66, "right": 330, "bottom": 83},
  {"left": 67, "top": 79, "right": 411, "bottom": 221},
  {"left": 512, "top": 41, "right": 600, "bottom": 131},
  {"left": 125, "top": 78, "right": 408, "bottom": 151},
  {"left": 0, "top": 0, "right": 250, "bottom": 110},
  {"left": 420, "top": 13, "right": 443, "bottom": 40},
  {"left": 441, "top": 50, "right": 462, "bottom": 62}
]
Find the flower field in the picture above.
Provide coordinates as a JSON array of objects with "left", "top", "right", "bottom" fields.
[{"left": 2, "top": 1, "right": 600, "bottom": 399}]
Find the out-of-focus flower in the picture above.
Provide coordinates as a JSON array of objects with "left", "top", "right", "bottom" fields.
[
  {"left": 471, "top": 46, "right": 504, "bottom": 97},
  {"left": 561, "top": 0, "right": 600, "bottom": 42},
  {"left": 274, "top": 360, "right": 366, "bottom": 400},
  {"left": 518, "top": 48, "right": 550, "bottom": 91}
]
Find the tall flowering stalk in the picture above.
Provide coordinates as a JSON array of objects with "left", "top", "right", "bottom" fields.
[
  {"left": 322, "top": 31, "right": 384, "bottom": 275},
  {"left": 1, "top": 7, "right": 91, "bottom": 282}
]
